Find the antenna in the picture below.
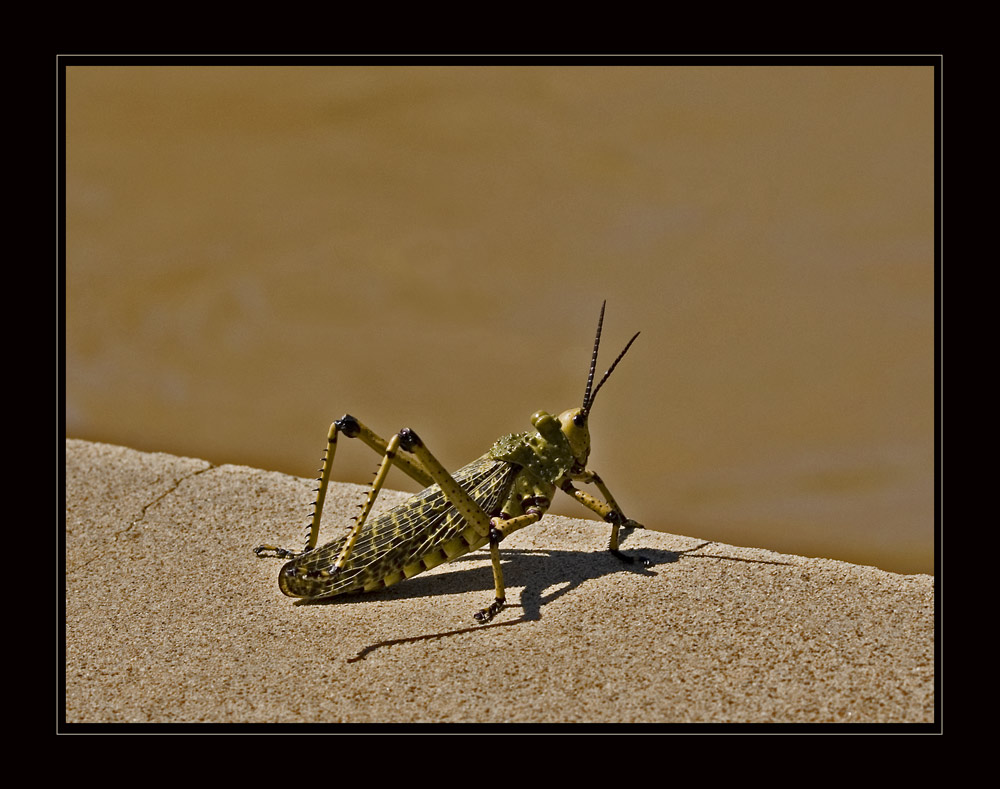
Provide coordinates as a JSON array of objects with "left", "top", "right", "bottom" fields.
[{"left": 582, "top": 302, "right": 640, "bottom": 416}]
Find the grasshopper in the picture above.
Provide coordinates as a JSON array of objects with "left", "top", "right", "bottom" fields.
[{"left": 255, "top": 302, "right": 647, "bottom": 623}]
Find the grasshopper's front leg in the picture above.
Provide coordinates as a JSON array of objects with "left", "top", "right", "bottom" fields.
[{"left": 561, "top": 472, "right": 650, "bottom": 566}]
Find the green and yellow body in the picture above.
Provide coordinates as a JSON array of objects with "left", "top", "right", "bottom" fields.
[{"left": 256, "top": 302, "right": 646, "bottom": 622}]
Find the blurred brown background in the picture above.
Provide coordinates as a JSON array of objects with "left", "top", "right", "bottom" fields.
[{"left": 64, "top": 64, "right": 936, "bottom": 574}]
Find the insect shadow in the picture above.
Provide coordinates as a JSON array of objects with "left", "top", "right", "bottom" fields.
[{"left": 333, "top": 544, "right": 687, "bottom": 662}]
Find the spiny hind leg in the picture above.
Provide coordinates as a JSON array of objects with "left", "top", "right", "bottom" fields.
[
  {"left": 254, "top": 414, "right": 433, "bottom": 560},
  {"left": 255, "top": 418, "right": 347, "bottom": 558},
  {"left": 269, "top": 430, "right": 415, "bottom": 593},
  {"left": 301, "top": 431, "right": 404, "bottom": 580}
]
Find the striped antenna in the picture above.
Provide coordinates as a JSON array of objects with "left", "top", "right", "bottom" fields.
[
  {"left": 581, "top": 301, "right": 606, "bottom": 414},
  {"left": 582, "top": 302, "right": 640, "bottom": 416}
]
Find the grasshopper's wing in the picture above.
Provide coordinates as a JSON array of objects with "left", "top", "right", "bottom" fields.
[{"left": 279, "top": 455, "right": 517, "bottom": 599}]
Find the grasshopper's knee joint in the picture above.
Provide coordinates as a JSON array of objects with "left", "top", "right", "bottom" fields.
[
  {"left": 398, "top": 428, "right": 422, "bottom": 452},
  {"left": 334, "top": 414, "right": 361, "bottom": 438}
]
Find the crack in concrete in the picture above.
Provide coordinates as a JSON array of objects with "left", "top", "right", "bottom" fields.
[
  {"left": 127, "top": 462, "right": 216, "bottom": 532},
  {"left": 68, "top": 463, "right": 217, "bottom": 575}
]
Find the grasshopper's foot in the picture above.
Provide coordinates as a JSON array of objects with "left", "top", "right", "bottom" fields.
[
  {"left": 254, "top": 544, "right": 303, "bottom": 559},
  {"left": 609, "top": 517, "right": 651, "bottom": 566},
  {"left": 474, "top": 597, "right": 505, "bottom": 623},
  {"left": 610, "top": 548, "right": 652, "bottom": 566}
]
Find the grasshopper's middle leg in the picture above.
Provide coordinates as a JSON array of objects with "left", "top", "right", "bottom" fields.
[
  {"left": 397, "top": 427, "right": 542, "bottom": 623},
  {"left": 474, "top": 506, "right": 547, "bottom": 622}
]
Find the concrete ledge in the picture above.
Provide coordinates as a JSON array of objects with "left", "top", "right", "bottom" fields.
[{"left": 65, "top": 438, "right": 935, "bottom": 725}]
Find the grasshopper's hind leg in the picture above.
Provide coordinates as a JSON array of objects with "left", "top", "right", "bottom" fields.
[
  {"left": 254, "top": 414, "right": 434, "bottom": 560},
  {"left": 254, "top": 419, "right": 344, "bottom": 559},
  {"left": 297, "top": 431, "right": 404, "bottom": 582}
]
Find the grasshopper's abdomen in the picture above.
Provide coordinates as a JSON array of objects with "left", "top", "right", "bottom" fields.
[
  {"left": 277, "top": 515, "right": 489, "bottom": 599},
  {"left": 278, "top": 456, "right": 517, "bottom": 600}
]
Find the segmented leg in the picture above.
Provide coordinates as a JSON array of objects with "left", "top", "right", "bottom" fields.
[
  {"left": 399, "top": 428, "right": 542, "bottom": 623},
  {"left": 472, "top": 505, "right": 547, "bottom": 622},
  {"left": 476, "top": 530, "right": 506, "bottom": 623},
  {"left": 561, "top": 472, "right": 650, "bottom": 566},
  {"left": 305, "top": 432, "right": 404, "bottom": 580},
  {"left": 254, "top": 414, "right": 433, "bottom": 559},
  {"left": 337, "top": 414, "right": 434, "bottom": 488}
]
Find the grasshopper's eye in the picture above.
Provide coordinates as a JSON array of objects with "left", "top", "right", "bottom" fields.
[{"left": 573, "top": 413, "right": 586, "bottom": 428}]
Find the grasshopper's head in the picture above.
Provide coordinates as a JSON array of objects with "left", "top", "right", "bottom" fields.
[
  {"left": 557, "top": 407, "right": 592, "bottom": 468},
  {"left": 559, "top": 301, "right": 640, "bottom": 469}
]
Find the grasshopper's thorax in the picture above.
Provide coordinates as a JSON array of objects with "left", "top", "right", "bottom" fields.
[
  {"left": 487, "top": 408, "right": 586, "bottom": 487},
  {"left": 486, "top": 409, "right": 585, "bottom": 519}
]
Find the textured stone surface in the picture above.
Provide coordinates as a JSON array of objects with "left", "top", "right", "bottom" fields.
[{"left": 65, "top": 439, "right": 935, "bottom": 726}]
